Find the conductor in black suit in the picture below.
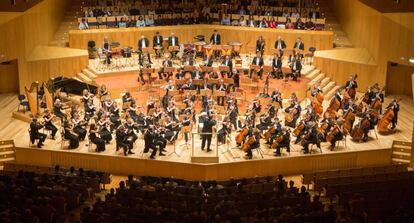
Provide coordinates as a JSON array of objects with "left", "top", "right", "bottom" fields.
[
  {"left": 201, "top": 113, "right": 217, "bottom": 152},
  {"left": 274, "top": 36, "right": 286, "bottom": 55},
  {"left": 168, "top": 32, "right": 179, "bottom": 57}
]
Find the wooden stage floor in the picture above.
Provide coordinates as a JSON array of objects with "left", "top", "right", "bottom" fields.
[{"left": 3, "top": 94, "right": 413, "bottom": 164}]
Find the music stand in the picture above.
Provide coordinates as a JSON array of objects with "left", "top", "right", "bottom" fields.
[
  {"left": 184, "top": 65, "right": 196, "bottom": 72},
  {"left": 143, "top": 47, "right": 153, "bottom": 54},
  {"left": 200, "top": 66, "right": 213, "bottom": 73},
  {"left": 219, "top": 66, "right": 230, "bottom": 73},
  {"left": 208, "top": 79, "right": 219, "bottom": 86},
  {"left": 168, "top": 46, "right": 180, "bottom": 59},
  {"left": 200, "top": 89, "right": 211, "bottom": 96}
]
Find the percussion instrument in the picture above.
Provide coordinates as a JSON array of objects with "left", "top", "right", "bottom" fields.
[
  {"left": 229, "top": 41, "right": 242, "bottom": 57},
  {"left": 194, "top": 41, "right": 206, "bottom": 53},
  {"left": 221, "top": 45, "right": 232, "bottom": 57},
  {"left": 203, "top": 44, "right": 213, "bottom": 57},
  {"left": 184, "top": 43, "right": 195, "bottom": 56}
]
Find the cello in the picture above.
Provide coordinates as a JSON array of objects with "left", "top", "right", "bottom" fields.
[
  {"left": 350, "top": 116, "right": 370, "bottom": 141},
  {"left": 270, "top": 133, "right": 284, "bottom": 150},
  {"left": 293, "top": 121, "right": 305, "bottom": 137},
  {"left": 263, "top": 126, "right": 276, "bottom": 141},
  {"left": 235, "top": 127, "right": 249, "bottom": 145},
  {"left": 343, "top": 109, "right": 356, "bottom": 133},
  {"left": 346, "top": 74, "right": 358, "bottom": 99},
  {"left": 241, "top": 134, "right": 256, "bottom": 152}
]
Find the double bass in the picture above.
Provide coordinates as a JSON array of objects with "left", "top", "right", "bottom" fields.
[
  {"left": 377, "top": 107, "right": 394, "bottom": 133},
  {"left": 346, "top": 74, "right": 358, "bottom": 99}
]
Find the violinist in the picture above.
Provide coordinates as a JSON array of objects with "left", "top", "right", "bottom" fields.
[
  {"left": 124, "top": 118, "right": 138, "bottom": 145},
  {"left": 345, "top": 75, "right": 358, "bottom": 99},
  {"left": 109, "top": 103, "right": 121, "bottom": 130},
  {"left": 388, "top": 99, "right": 400, "bottom": 130},
  {"left": 89, "top": 123, "right": 106, "bottom": 152},
  {"left": 82, "top": 89, "right": 94, "bottom": 110},
  {"left": 72, "top": 113, "right": 87, "bottom": 141},
  {"left": 181, "top": 114, "right": 192, "bottom": 143},
  {"left": 122, "top": 92, "right": 133, "bottom": 110},
  {"left": 274, "top": 128, "right": 290, "bottom": 156},
  {"left": 98, "top": 116, "right": 112, "bottom": 143},
  {"left": 227, "top": 105, "right": 238, "bottom": 130},
  {"left": 164, "top": 116, "right": 180, "bottom": 142},
  {"left": 29, "top": 118, "right": 46, "bottom": 148},
  {"left": 250, "top": 52, "right": 264, "bottom": 79},
  {"left": 232, "top": 71, "right": 240, "bottom": 91},
  {"left": 144, "top": 126, "right": 165, "bottom": 159},
  {"left": 63, "top": 121, "right": 80, "bottom": 149},
  {"left": 115, "top": 125, "right": 133, "bottom": 156},
  {"left": 99, "top": 84, "right": 109, "bottom": 100},
  {"left": 84, "top": 98, "right": 96, "bottom": 121},
  {"left": 43, "top": 109, "right": 57, "bottom": 140},
  {"left": 256, "top": 113, "right": 271, "bottom": 132},
  {"left": 302, "top": 122, "right": 321, "bottom": 154},
  {"left": 53, "top": 99, "right": 66, "bottom": 122},
  {"left": 272, "top": 53, "right": 283, "bottom": 79},
  {"left": 221, "top": 55, "right": 233, "bottom": 77},
  {"left": 102, "top": 97, "right": 113, "bottom": 112}
]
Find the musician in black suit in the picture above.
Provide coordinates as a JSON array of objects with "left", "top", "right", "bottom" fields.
[
  {"left": 138, "top": 35, "right": 151, "bottom": 65},
  {"left": 158, "top": 55, "right": 173, "bottom": 79},
  {"left": 168, "top": 32, "right": 179, "bottom": 57},
  {"left": 274, "top": 36, "right": 286, "bottom": 55},
  {"left": 250, "top": 52, "right": 264, "bottom": 79},
  {"left": 256, "top": 36, "right": 265, "bottom": 55},
  {"left": 124, "top": 118, "right": 138, "bottom": 145},
  {"left": 221, "top": 55, "right": 233, "bottom": 77},
  {"left": 115, "top": 125, "right": 133, "bottom": 156},
  {"left": 274, "top": 128, "right": 290, "bottom": 156},
  {"left": 302, "top": 122, "right": 321, "bottom": 154},
  {"left": 210, "top": 29, "right": 221, "bottom": 44},
  {"left": 293, "top": 37, "right": 305, "bottom": 57},
  {"left": 201, "top": 114, "right": 217, "bottom": 152},
  {"left": 272, "top": 53, "right": 283, "bottom": 79},
  {"left": 153, "top": 31, "right": 164, "bottom": 58},
  {"left": 388, "top": 99, "right": 400, "bottom": 130},
  {"left": 29, "top": 118, "right": 46, "bottom": 148},
  {"left": 290, "top": 56, "right": 302, "bottom": 81}
]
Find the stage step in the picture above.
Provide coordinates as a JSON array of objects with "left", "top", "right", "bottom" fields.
[
  {"left": 307, "top": 73, "right": 326, "bottom": 87},
  {"left": 391, "top": 141, "right": 412, "bottom": 165},
  {"left": 84, "top": 67, "right": 98, "bottom": 79},
  {"left": 305, "top": 69, "right": 320, "bottom": 80},
  {"left": 324, "top": 85, "right": 340, "bottom": 100},
  {"left": 320, "top": 77, "right": 331, "bottom": 88},
  {"left": 392, "top": 151, "right": 411, "bottom": 160},
  {"left": 322, "top": 81, "right": 336, "bottom": 94},
  {"left": 391, "top": 158, "right": 410, "bottom": 165},
  {"left": 76, "top": 73, "right": 92, "bottom": 83},
  {"left": 302, "top": 65, "right": 315, "bottom": 76}
]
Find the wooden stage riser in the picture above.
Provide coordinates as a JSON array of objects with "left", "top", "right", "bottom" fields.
[
  {"left": 69, "top": 25, "right": 334, "bottom": 56},
  {"left": 14, "top": 147, "right": 392, "bottom": 181}
]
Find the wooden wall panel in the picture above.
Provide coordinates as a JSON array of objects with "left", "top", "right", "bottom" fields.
[
  {"left": 386, "top": 63, "right": 414, "bottom": 97},
  {"left": 14, "top": 146, "right": 391, "bottom": 181},
  {"left": 69, "top": 25, "right": 334, "bottom": 55},
  {"left": 0, "top": 60, "right": 19, "bottom": 93},
  {"left": 313, "top": 57, "right": 377, "bottom": 91}
]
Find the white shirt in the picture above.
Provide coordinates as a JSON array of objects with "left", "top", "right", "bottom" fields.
[
  {"left": 172, "top": 37, "right": 176, "bottom": 46},
  {"left": 277, "top": 41, "right": 282, "bottom": 49},
  {"left": 79, "top": 22, "right": 89, "bottom": 30},
  {"left": 141, "top": 39, "right": 147, "bottom": 48}
]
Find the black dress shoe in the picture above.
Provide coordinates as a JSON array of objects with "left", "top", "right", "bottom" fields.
[
  {"left": 128, "top": 151, "right": 135, "bottom": 154},
  {"left": 149, "top": 155, "right": 155, "bottom": 159},
  {"left": 37, "top": 144, "right": 42, "bottom": 148},
  {"left": 159, "top": 153, "right": 166, "bottom": 156},
  {"left": 207, "top": 149, "right": 212, "bottom": 152}
]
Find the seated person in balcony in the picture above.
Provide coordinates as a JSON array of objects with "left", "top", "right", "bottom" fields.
[
  {"left": 291, "top": 8, "right": 300, "bottom": 18},
  {"left": 285, "top": 18, "right": 295, "bottom": 29},
  {"left": 304, "top": 18, "right": 315, "bottom": 30},
  {"left": 247, "top": 15, "right": 256, "bottom": 27},
  {"left": 221, "top": 14, "right": 231, "bottom": 26},
  {"left": 295, "top": 18, "right": 305, "bottom": 30},
  {"left": 118, "top": 17, "right": 127, "bottom": 28},
  {"left": 258, "top": 17, "right": 268, "bottom": 28},
  {"left": 145, "top": 15, "right": 155, "bottom": 26},
  {"left": 239, "top": 15, "right": 247, "bottom": 26},
  {"left": 268, "top": 17, "right": 277, "bottom": 28},
  {"left": 136, "top": 16, "right": 146, "bottom": 27},
  {"left": 282, "top": 9, "right": 291, "bottom": 17},
  {"left": 182, "top": 15, "right": 193, "bottom": 25},
  {"left": 79, "top": 18, "right": 89, "bottom": 30},
  {"left": 309, "top": 7, "right": 321, "bottom": 19}
]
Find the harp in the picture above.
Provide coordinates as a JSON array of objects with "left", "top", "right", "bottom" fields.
[
  {"left": 43, "top": 84, "right": 54, "bottom": 112},
  {"left": 24, "top": 81, "right": 39, "bottom": 116}
]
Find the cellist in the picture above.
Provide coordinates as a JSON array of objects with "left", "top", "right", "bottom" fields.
[
  {"left": 345, "top": 75, "right": 358, "bottom": 100},
  {"left": 274, "top": 128, "right": 291, "bottom": 156},
  {"left": 327, "top": 121, "right": 344, "bottom": 150}
]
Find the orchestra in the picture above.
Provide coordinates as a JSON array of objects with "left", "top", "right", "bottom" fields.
[{"left": 27, "top": 32, "right": 402, "bottom": 161}]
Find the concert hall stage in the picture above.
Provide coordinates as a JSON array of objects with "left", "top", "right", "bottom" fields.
[{"left": 8, "top": 95, "right": 413, "bottom": 181}]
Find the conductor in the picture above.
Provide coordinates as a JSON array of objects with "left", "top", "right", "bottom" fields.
[{"left": 201, "top": 113, "right": 217, "bottom": 152}]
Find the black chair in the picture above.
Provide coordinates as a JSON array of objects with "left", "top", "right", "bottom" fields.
[
  {"left": 305, "top": 47, "right": 316, "bottom": 65},
  {"left": 17, "top": 95, "right": 30, "bottom": 112}
]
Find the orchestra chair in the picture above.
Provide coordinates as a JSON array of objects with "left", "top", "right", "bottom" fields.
[
  {"left": 304, "top": 47, "right": 316, "bottom": 65},
  {"left": 42, "top": 128, "right": 53, "bottom": 139},
  {"left": 60, "top": 128, "right": 70, "bottom": 150},
  {"left": 17, "top": 95, "right": 30, "bottom": 112},
  {"left": 335, "top": 135, "right": 347, "bottom": 150},
  {"left": 87, "top": 136, "right": 96, "bottom": 152}
]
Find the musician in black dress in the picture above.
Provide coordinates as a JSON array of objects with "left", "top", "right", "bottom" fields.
[
  {"left": 98, "top": 116, "right": 112, "bottom": 143},
  {"left": 232, "top": 71, "right": 240, "bottom": 91},
  {"left": 201, "top": 114, "right": 217, "bottom": 152},
  {"left": 64, "top": 121, "right": 79, "bottom": 149},
  {"left": 89, "top": 124, "right": 106, "bottom": 152},
  {"left": 29, "top": 118, "right": 46, "bottom": 148},
  {"left": 43, "top": 109, "right": 57, "bottom": 140},
  {"left": 72, "top": 113, "right": 87, "bottom": 141},
  {"left": 53, "top": 99, "right": 66, "bottom": 121},
  {"left": 217, "top": 121, "right": 232, "bottom": 145},
  {"left": 84, "top": 98, "right": 96, "bottom": 121}
]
